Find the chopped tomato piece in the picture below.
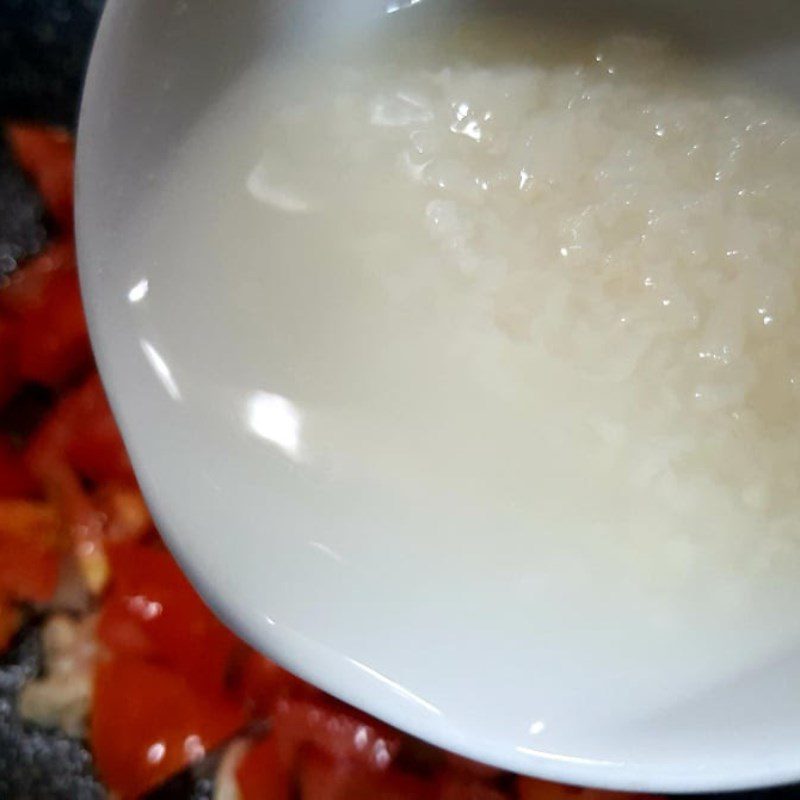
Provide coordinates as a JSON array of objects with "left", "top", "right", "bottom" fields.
[
  {"left": 0, "top": 499, "right": 58, "bottom": 543},
  {"left": 98, "top": 543, "right": 239, "bottom": 695},
  {"left": 436, "top": 775, "right": 509, "bottom": 800},
  {"left": 517, "top": 780, "right": 576, "bottom": 800},
  {"left": 232, "top": 648, "right": 315, "bottom": 719},
  {"left": 0, "top": 319, "right": 20, "bottom": 409},
  {"left": 16, "top": 266, "right": 91, "bottom": 387},
  {"left": 0, "top": 598, "right": 22, "bottom": 651},
  {"left": 0, "top": 436, "right": 36, "bottom": 498},
  {"left": 0, "top": 534, "right": 61, "bottom": 603},
  {"left": 274, "top": 697, "right": 402, "bottom": 772},
  {"left": 91, "top": 658, "right": 244, "bottom": 799},
  {"left": 26, "top": 373, "right": 134, "bottom": 485},
  {"left": 444, "top": 753, "right": 504, "bottom": 781},
  {"left": 236, "top": 736, "right": 292, "bottom": 800},
  {"left": 37, "top": 461, "right": 108, "bottom": 594},
  {"left": 93, "top": 484, "right": 153, "bottom": 542},
  {"left": 0, "top": 239, "right": 76, "bottom": 315},
  {"left": 0, "top": 238, "right": 90, "bottom": 388},
  {"left": 298, "top": 752, "right": 434, "bottom": 800},
  {"left": 63, "top": 387, "right": 133, "bottom": 484},
  {"left": 6, "top": 124, "right": 74, "bottom": 232},
  {"left": 0, "top": 500, "right": 61, "bottom": 602},
  {"left": 516, "top": 780, "right": 645, "bottom": 800}
]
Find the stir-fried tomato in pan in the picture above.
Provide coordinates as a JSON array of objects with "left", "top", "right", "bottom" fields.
[{"left": 0, "top": 124, "right": 652, "bottom": 800}]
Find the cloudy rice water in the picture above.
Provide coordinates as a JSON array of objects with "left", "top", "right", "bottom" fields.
[{"left": 133, "top": 11, "right": 800, "bottom": 722}]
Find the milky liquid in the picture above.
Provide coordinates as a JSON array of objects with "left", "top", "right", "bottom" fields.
[{"left": 128, "top": 12, "right": 800, "bottom": 741}]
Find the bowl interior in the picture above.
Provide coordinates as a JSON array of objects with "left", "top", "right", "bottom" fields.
[{"left": 77, "top": 0, "right": 800, "bottom": 792}]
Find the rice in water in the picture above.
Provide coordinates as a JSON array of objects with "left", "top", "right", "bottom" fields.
[{"left": 131, "top": 15, "right": 800, "bottom": 726}]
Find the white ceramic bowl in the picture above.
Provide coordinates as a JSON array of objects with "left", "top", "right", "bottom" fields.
[{"left": 77, "top": 0, "right": 800, "bottom": 792}]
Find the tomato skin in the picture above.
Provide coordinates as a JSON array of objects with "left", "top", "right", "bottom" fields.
[
  {"left": 273, "top": 697, "right": 402, "bottom": 773},
  {"left": 0, "top": 244, "right": 86, "bottom": 394},
  {"left": 26, "top": 373, "right": 134, "bottom": 485},
  {"left": 98, "top": 543, "right": 239, "bottom": 695},
  {"left": 236, "top": 736, "right": 292, "bottom": 800},
  {"left": 91, "top": 658, "right": 244, "bottom": 799},
  {"left": 16, "top": 265, "right": 91, "bottom": 387},
  {"left": 6, "top": 124, "right": 74, "bottom": 232},
  {"left": 0, "top": 436, "right": 36, "bottom": 498},
  {"left": 62, "top": 377, "right": 133, "bottom": 484}
]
